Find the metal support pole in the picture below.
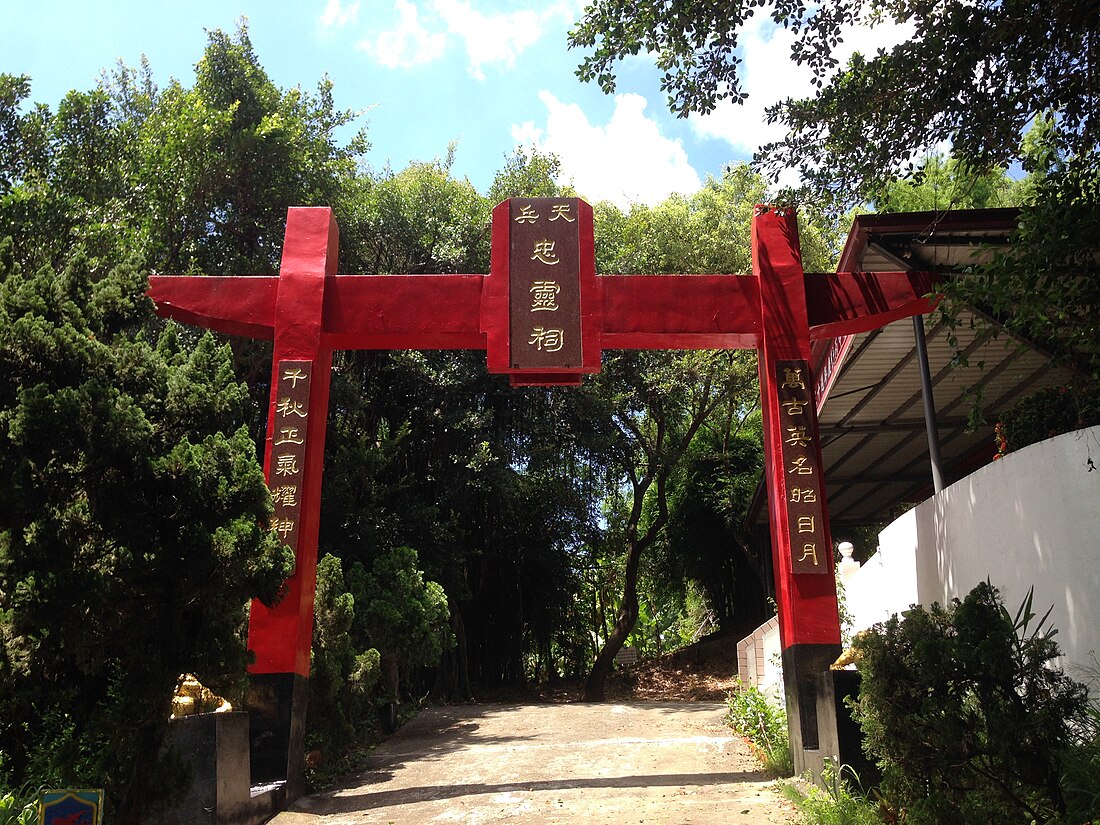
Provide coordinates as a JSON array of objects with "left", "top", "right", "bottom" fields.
[{"left": 912, "top": 314, "right": 945, "bottom": 493}]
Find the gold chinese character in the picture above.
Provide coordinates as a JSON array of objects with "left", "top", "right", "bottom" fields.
[
  {"left": 272, "top": 517, "right": 295, "bottom": 539},
  {"left": 514, "top": 204, "right": 539, "bottom": 224},
  {"left": 797, "top": 515, "right": 816, "bottom": 534},
  {"left": 530, "top": 280, "right": 561, "bottom": 312},
  {"left": 798, "top": 543, "right": 819, "bottom": 565},
  {"left": 788, "top": 456, "right": 813, "bottom": 475},
  {"left": 785, "top": 426, "right": 812, "bottom": 448},
  {"left": 549, "top": 203, "right": 574, "bottom": 222},
  {"left": 275, "top": 427, "right": 304, "bottom": 446},
  {"left": 782, "top": 367, "right": 805, "bottom": 389},
  {"left": 276, "top": 397, "right": 308, "bottom": 418},
  {"left": 528, "top": 327, "right": 565, "bottom": 352},
  {"left": 531, "top": 240, "right": 560, "bottom": 265},
  {"left": 282, "top": 367, "right": 308, "bottom": 388},
  {"left": 789, "top": 487, "right": 817, "bottom": 504},
  {"left": 782, "top": 399, "right": 808, "bottom": 415},
  {"left": 275, "top": 454, "right": 299, "bottom": 476},
  {"left": 272, "top": 485, "right": 298, "bottom": 507}
]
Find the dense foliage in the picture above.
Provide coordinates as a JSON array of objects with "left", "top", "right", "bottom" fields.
[
  {"left": 0, "top": 246, "right": 293, "bottom": 820},
  {"left": 852, "top": 582, "right": 1091, "bottom": 824}
]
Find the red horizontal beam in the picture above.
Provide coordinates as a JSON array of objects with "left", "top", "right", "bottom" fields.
[
  {"left": 598, "top": 274, "right": 761, "bottom": 350},
  {"left": 323, "top": 275, "right": 486, "bottom": 350},
  {"left": 148, "top": 275, "right": 278, "bottom": 339},
  {"left": 806, "top": 270, "right": 938, "bottom": 340},
  {"left": 148, "top": 270, "right": 937, "bottom": 352}
]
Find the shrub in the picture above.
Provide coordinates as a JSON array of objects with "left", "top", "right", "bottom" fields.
[
  {"left": 725, "top": 678, "right": 792, "bottom": 776},
  {"left": 1060, "top": 678, "right": 1100, "bottom": 823},
  {"left": 852, "top": 581, "right": 1088, "bottom": 824},
  {"left": 306, "top": 554, "right": 381, "bottom": 789}
]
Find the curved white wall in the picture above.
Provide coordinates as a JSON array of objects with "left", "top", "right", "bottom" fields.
[{"left": 846, "top": 425, "right": 1100, "bottom": 676}]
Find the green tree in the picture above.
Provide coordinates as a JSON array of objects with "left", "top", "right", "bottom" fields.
[
  {"left": 347, "top": 546, "right": 452, "bottom": 712},
  {"left": 872, "top": 153, "right": 1022, "bottom": 213},
  {"left": 0, "top": 242, "right": 293, "bottom": 823},
  {"left": 581, "top": 349, "right": 758, "bottom": 700},
  {"left": 306, "top": 554, "right": 379, "bottom": 783},
  {"left": 570, "top": 0, "right": 1097, "bottom": 207},
  {"left": 658, "top": 411, "right": 768, "bottom": 633}
]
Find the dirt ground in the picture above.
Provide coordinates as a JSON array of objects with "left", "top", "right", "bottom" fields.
[
  {"left": 267, "top": 633, "right": 799, "bottom": 824},
  {"left": 268, "top": 702, "right": 799, "bottom": 824}
]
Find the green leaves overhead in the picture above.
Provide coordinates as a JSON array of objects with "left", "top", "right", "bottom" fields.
[{"left": 570, "top": 0, "right": 1099, "bottom": 209}]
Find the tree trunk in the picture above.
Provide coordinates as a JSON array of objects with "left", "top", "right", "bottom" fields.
[{"left": 583, "top": 535, "right": 643, "bottom": 701}]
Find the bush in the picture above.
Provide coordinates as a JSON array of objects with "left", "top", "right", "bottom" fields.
[
  {"left": 725, "top": 678, "right": 792, "bottom": 776},
  {"left": 1060, "top": 678, "right": 1100, "bottom": 823},
  {"left": 852, "top": 581, "right": 1089, "bottom": 824},
  {"left": 306, "top": 554, "right": 381, "bottom": 789},
  {"left": 0, "top": 247, "right": 293, "bottom": 823}
]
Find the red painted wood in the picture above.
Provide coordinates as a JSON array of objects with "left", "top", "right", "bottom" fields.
[
  {"left": 248, "top": 208, "right": 338, "bottom": 677},
  {"left": 577, "top": 199, "right": 602, "bottom": 372},
  {"left": 482, "top": 200, "right": 512, "bottom": 374},
  {"left": 599, "top": 274, "right": 760, "bottom": 350},
  {"left": 805, "top": 270, "right": 938, "bottom": 340},
  {"left": 754, "top": 208, "right": 842, "bottom": 650},
  {"left": 148, "top": 275, "right": 277, "bottom": 339},
  {"left": 324, "top": 275, "right": 485, "bottom": 351}
]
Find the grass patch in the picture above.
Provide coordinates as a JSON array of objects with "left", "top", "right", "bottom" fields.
[{"left": 780, "top": 761, "right": 880, "bottom": 825}]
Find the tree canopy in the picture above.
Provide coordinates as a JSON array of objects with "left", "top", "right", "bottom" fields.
[{"left": 570, "top": 0, "right": 1099, "bottom": 206}]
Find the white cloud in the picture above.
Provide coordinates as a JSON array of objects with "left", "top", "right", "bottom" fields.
[
  {"left": 319, "top": 0, "right": 360, "bottom": 28},
  {"left": 358, "top": 0, "right": 570, "bottom": 76},
  {"left": 357, "top": 0, "right": 447, "bottom": 68},
  {"left": 434, "top": 0, "right": 565, "bottom": 80},
  {"left": 512, "top": 92, "right": 702, "bottom": 208},
  {"left": 690, "top": 15, "right": 914, "bottom": 160}
]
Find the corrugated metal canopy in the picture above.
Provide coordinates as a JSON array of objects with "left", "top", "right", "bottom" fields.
[{"left": 782, "top": 208, "right": 1072, "bottom": 527}]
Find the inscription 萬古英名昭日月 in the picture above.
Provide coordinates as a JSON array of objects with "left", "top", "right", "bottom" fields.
[{"left": 776, "top": 360, "right": 830, "bottom": 575}]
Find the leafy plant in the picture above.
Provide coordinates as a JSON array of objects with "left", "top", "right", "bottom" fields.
[
  {"left": 725, "top": 678, "right": 792, "bottom": 777},
  {"left": 347, "top": 546, "right": 453, "bottom": 708},
  {"left": 781, "top": 761, "right": 879, "bottom": 825},
  {"left": 1058, "top": 665, "right": 1100, "bottom": 824},
  {"left": 0, "top": 788, "right": 36, "bottom": 825},
  {"left": 305, "top": 554, "right": 381, "bottom": 789},
  {"left": 852, "top": 581, "right": 1089, "bottom": 825}
]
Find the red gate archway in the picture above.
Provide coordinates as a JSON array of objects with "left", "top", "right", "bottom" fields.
[{"left": 149, "top": 199, "right": 935, "bottom": 791}]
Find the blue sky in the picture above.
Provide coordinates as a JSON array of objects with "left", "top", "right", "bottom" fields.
[{"left": 2, "top": 1, "right": 909, "bottom": 207}]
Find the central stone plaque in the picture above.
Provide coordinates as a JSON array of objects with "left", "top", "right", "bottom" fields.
[{"left": 507, "top": 198, "right": 584, "bottom": 370}]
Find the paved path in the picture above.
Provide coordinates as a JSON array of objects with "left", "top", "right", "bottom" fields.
[{"left": 269, "top": 702, "right": 799, "bottom": 824}]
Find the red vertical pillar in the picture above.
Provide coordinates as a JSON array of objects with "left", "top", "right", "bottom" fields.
[
  {"left": 754, "top": 206, "right": 843, "bottom": 775},
  {"left": 245, "top": 207, "right": 337, "bottom": 795}
]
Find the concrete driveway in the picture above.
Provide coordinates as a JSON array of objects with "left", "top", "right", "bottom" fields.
[{"left": 268, "top": 701, "right": 799, "bottom": 824}]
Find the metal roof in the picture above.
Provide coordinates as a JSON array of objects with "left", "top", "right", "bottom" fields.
[{"left": 795, "top": 208, "right": 1072, "bottom": 527}]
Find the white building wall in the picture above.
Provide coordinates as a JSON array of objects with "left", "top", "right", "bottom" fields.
[{"left": 845, "top": 425, "right": 1100, "bottom": 675}]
